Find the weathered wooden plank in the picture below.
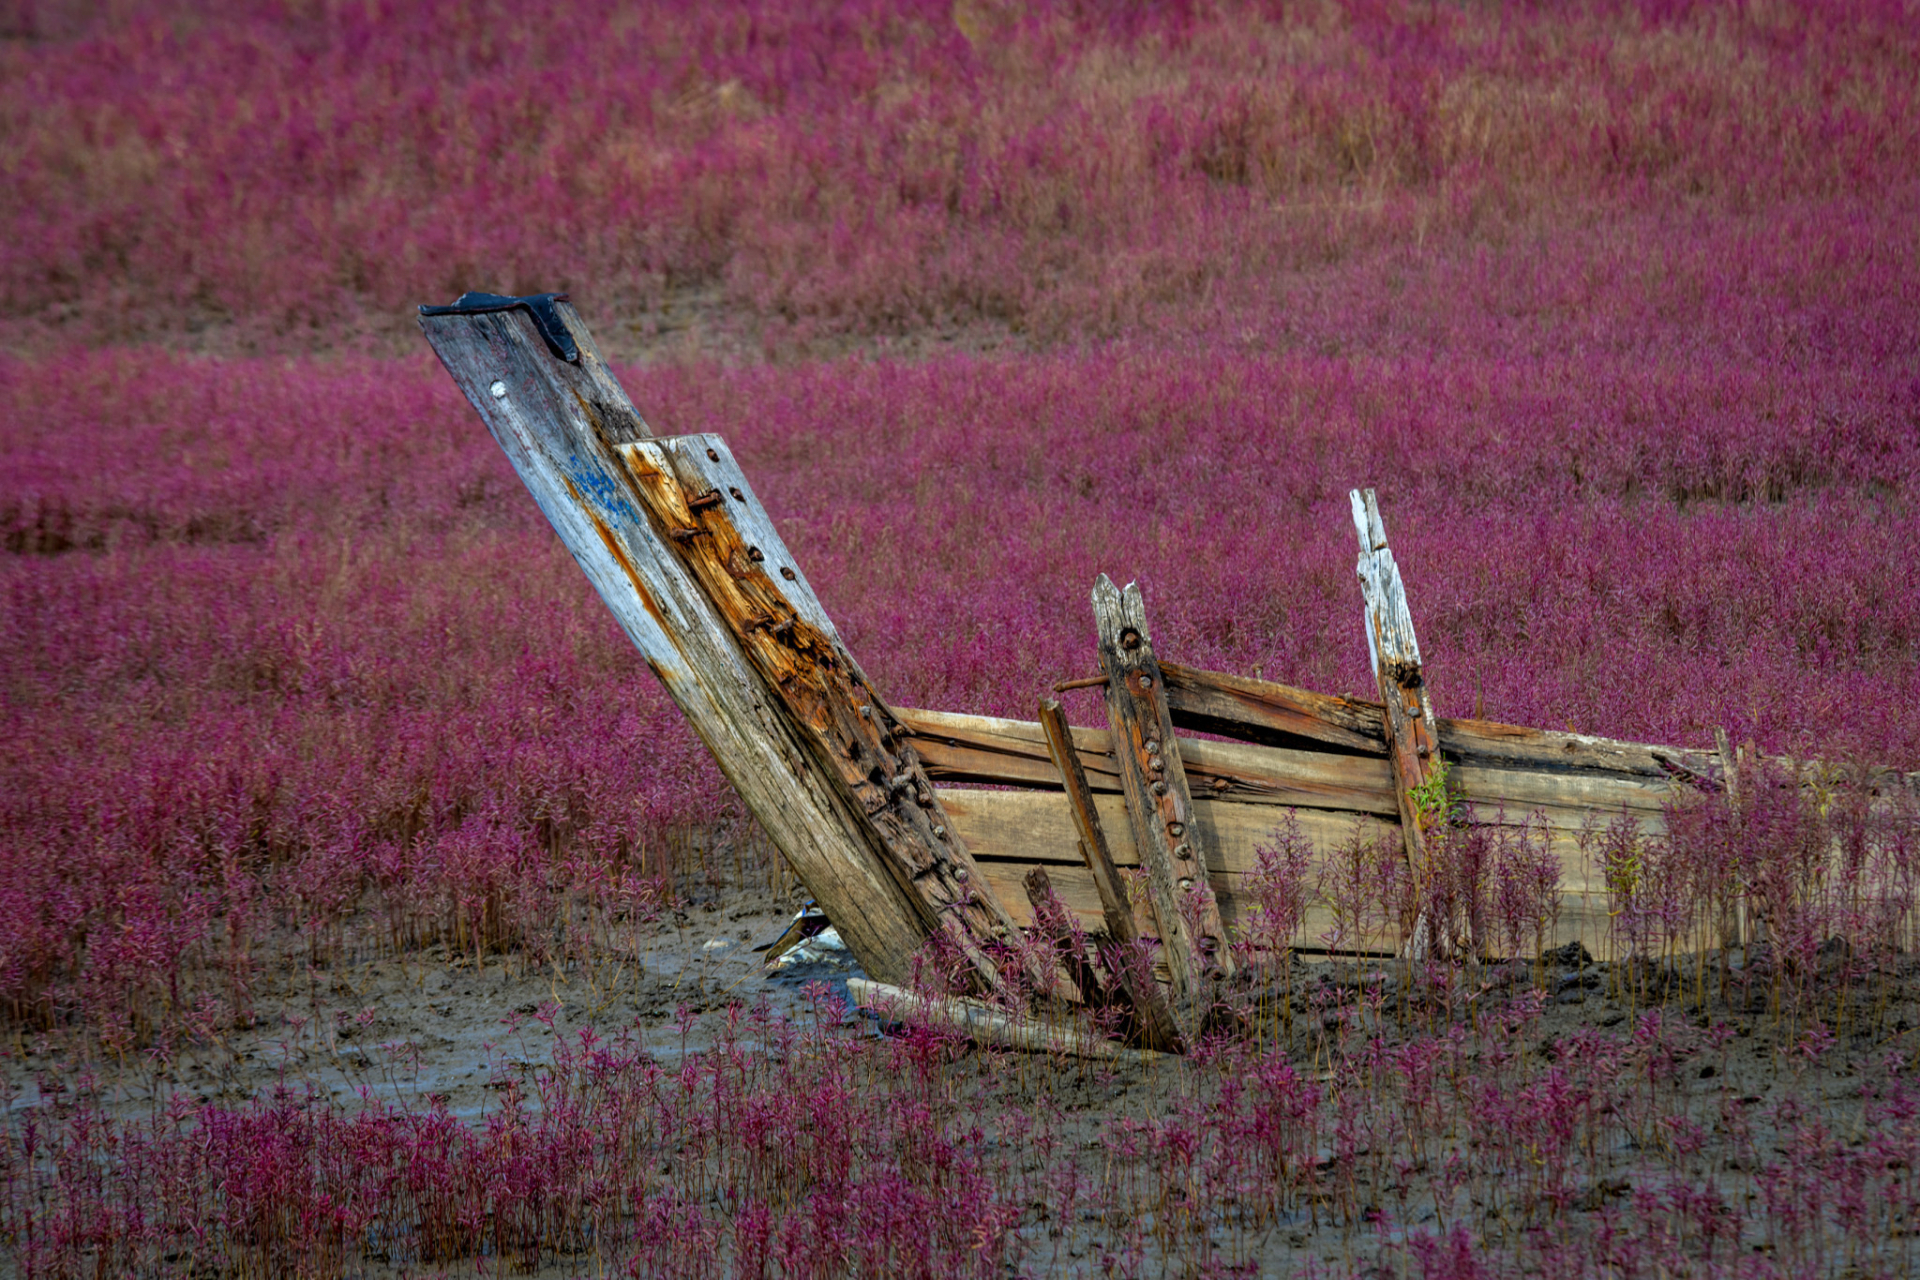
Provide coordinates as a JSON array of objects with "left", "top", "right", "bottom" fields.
[
  {"left": 975, "top": 856, "right": 1621, "bottom": 961},
  {"left": 1439, "top": 716, "right": 1709, "bottom": 780},
  {"left": 1160, "top": 661, "right": 1387, "bottom": 754},
  {"left": 1152, "top": 659, "right": 1717, "bottom": 787},
  {"left": 846, "top": 979, "right": 1168, "bottom": 1065},
  {"left": 613, "top": 434, "right": 1028, "bottom": 991},
  {"left": 936, "top": 784, "right": 1650, "bottom": 902},
  {"left": 418, "top": 300, "right": 925, "bottom": 989},
  {"left": 1039, "top": 699, "right": 1183, "bottom": 1052},
  {"left": 902, "top": 706, "right": 1399, "bottom": 815},
  {"left": 935, "top": 786, "right": 1381, "bottom": 875},
  {"left": 1093, "top": 576, "right": 1236, "bottom": 1041},
  {"left": 1351, "top": 489, "right": 1445, "bottom": 956}
]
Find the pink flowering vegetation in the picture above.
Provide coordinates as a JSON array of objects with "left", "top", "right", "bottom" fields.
[
  {"left": 7, "top": 341, "right": 1920, "bottom": 1050},
  {"left": 2, "top": 0, "right": 1915, "bottom": 353},
  {"left": 4, "top": 0, "right": 1920, "bottom": 1274},
  {"left": 9, "top": 973, "right": 1920, "bottom": 1276}
]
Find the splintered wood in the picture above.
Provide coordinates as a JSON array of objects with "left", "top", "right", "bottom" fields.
[
  {"left": 615, "top": 436, "right": 1029, "bottom": 995},
  {"left": 1350, "top": 488, "right": 1442, "bottom": 958},
  {"left": 425, "top": 292, "right": 1753, "bottom": 1059},
  {"left": 1092, "top": 576, "right": 1235, "bottom": 1041},
  {"left": 419, "top": 300, "right": 1017, "bottom": 996}
]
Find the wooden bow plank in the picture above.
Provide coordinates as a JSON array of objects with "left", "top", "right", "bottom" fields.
[
  {"left": 1038, "top": 699, "right": 1184, "bottom": 1052},
  {"left": 614, "top": 434, "right": 1028, "bottom": 991},
  {"left": 1092, "top": 576, "right": 1235, "bottom": 1040},
  {"left": 418, "top": 301, "right": 946, "bottom": 991}
]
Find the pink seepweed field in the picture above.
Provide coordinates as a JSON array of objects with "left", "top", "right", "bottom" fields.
[{"left": 5, "top": 0, "right": 1920, "bottom": 1275}]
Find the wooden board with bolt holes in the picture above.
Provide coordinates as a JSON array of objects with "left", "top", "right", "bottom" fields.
[{"left": 422, "top": 300, "right": 985, "bottom": 993}]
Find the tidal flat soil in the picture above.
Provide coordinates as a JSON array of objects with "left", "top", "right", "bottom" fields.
[{"left": 10, "top": 865, "right": 1919, "bottom": 1279}]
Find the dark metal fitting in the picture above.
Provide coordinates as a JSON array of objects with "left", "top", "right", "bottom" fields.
[
  {"left": 418, "top": 292, "right": 579, "bottom": 363},
  {"left": 687, "top": 489, "right": 724, "bottom": 511}
]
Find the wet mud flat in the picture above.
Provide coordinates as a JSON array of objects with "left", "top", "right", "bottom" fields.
[{"left": 8, "top": 870, "right": 1920, "bottom": 1278}]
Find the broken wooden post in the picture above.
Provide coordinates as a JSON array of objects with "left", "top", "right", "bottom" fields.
[
  {"left": 616, "top": 433, "right": 1028, "bottom": 992},
  {"left": 1023, "top": 867, "right": 1103, "bottom": 1007},
  {"left": 1091, "top": 576, "right": 1235, "bottom": 1042},
  {"left": 1038, "top": 699, "right": 1184, "bottom": 1052},
  {"left": 417, "top": 293, "right": 1017, "bottom": 994},
  {"left": 1350, "top": 488, "right": 1443, "bottom": 957}
]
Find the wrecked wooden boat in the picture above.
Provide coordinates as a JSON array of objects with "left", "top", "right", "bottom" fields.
[{"left": 419, "top": 292, "right": 1757, "bottom": 1052}]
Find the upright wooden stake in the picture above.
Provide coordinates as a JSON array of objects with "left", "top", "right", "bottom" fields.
[
  {"left": 1038, "top": 699, "right": 1184, "bottom": 1052},
  {"left": 1092, "top": 576, "right": 1234, "bottom": 1042},
  {"left": 418, "top": 296, "right": 1012, "bottom": 993},
  {"left": 1350, "top": 489, "right": 1443, "bottom": 957}
]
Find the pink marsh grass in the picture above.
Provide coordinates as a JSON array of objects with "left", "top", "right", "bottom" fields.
[
  {"left": 4, "top": 0, "right": 1920, "bottom": 1274},
  {"left": 2, "top": 0, "right": 1915, "bottom": 352}
]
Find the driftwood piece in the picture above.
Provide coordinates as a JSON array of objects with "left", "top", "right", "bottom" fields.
[
  {"left": 846, "top": 979, "right": 1168, "bottom": 1065},
  {"left": 1350, "top": 489, "right": 1443, "bottom": 956},
  {"left": 1093, "top": 576, "right": 1235, "bottom": 1041},
  {"left": 1038, "top": 699, "right": 1183, "bottom": 1052},
  {"left": 614, "top": 434, "right": 1027, "bottom": 992},
  {"left": 418, "top": 301, "right": 936, "bottom": 990}
]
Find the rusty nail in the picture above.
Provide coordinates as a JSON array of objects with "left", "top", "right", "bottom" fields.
[
  {"left": 688, "top": 489, "right": 724, "bottom": 511},
  {"left": 1151, "top": 780, "right": 1168, "bottom": 796},
  {"left": 669, "top": 528, "right": 705, "bottom": 543},
  {"left": 706, "top": 447, "right": 720, "bottom": 461},
  {"left": 489, "top": 381, "right": 507, "bottom": 399},
  {"left": 747, "top": 546, "right": 764, "bottom": 562},
  {"left": 1051, "top": 674, "right": 1109, "bottom": 693},
  {"left": 780, "top": 567, "right": 796, "bottom": 581},
  {"left": 1212, "top": 777, "right": 1231, "bottom": 792}
]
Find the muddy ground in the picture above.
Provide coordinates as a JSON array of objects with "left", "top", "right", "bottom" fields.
[{"left": 7, "top": 864, "right": 1917, "bottom": 1279}]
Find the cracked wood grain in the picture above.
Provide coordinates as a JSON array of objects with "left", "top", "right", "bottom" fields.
[
  {"left": 419, "top": 302, "right": 936, "bottom": 990},
  {"left": 1092, "top": 575, "right": 1235, "bottom": 1043}
]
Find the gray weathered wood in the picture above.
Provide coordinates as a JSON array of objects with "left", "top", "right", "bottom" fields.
[
  {"left": 418, "top": 302, "right": 944, "bottom": 990},
  {"left": 1038, "top": 699, "right": 1183, "bottom": 1052},
  {"left": 1093, "top": 576, "right": 1235, "bottom": 1042},
  {"left": 846, "top": 979, "right": 1169, "bottom": 1065},
  {"left": 1160, "top": 661, "right": 1387, "bottom": 754},
  {"left": 904, "top": 705, "right": 1399, "bottom": 815},
  {"left": 1350, "top": 488, "right": 1443, "bottom": 957}
]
